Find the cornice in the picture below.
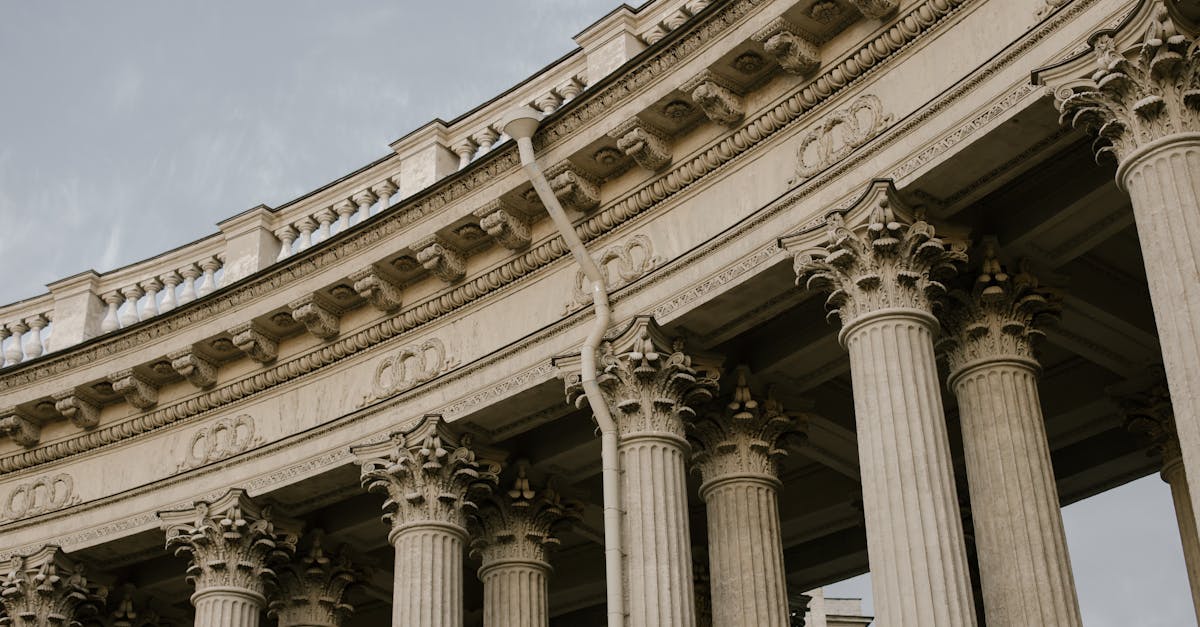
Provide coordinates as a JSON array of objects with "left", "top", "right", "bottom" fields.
[{"left": 0, "top": 0, "right": 978, "bottom": 473}]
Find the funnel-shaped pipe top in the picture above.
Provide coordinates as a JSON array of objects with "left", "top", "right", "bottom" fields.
[{"left": 499, "top": 106, "right": 542, "bottom": 141}]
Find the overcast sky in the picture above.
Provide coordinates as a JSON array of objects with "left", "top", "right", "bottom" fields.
[{"left": 0, "top": 2, "right": 1192, "bottom": 624}]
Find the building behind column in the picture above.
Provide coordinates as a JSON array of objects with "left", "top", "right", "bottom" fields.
[{"left": 2, "top": 0, "right": 1198, "bottom": 625}]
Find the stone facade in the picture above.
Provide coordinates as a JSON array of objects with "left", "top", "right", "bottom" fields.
[{"left": 1, "top": 0, "right": 1199, "bottom": 624}]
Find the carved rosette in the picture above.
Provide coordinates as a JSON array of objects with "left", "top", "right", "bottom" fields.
[
  {"left": 353, "top": 415, "right": 500, "bottom": 536},
  {"left": 785, "top": 182, "right": 966, "bottom": 336},
  {"left": 688, "top": 369, "right": 796, "bottom": 490},
  {"left": 0, "top": 546, "right": 106, "bottom": 626},
  {"left": 267, "top": 531, "right": 358, "bottom": 627},
  {"left": 563, "top": 317, "right": 720, "bottom": 440},
  {"left": 1055, "top": 4, "right": 1200, "bottom": 164},
  {"left": 938, "top": 240, "right": 1059, "bottom": 378},
  {"left": 158, "top": 489, "right": 299, "bottom": 599},
  {"left": 468, "top": 466, "right": 581, "bottom": 568}
]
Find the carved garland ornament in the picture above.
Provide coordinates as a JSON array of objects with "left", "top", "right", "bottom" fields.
[
  {"left": 567, "top": 234, "right": 664, "bottom": 311},
  {"left": 176, "top": 414, "right": 263, "bottom": 472},
  {"left": 0, "top": 474, "right": 79, "bottom": 523},
  {"left": 795, "top": 94, "right": 892, "bottom": 179},
  {"left": 369, "top": 338, "right": 458, "bottom": 402}
]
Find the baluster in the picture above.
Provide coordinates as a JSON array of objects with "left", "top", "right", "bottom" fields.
[
  {"left": 351, "top": 190, "right": 377, "bottom": 226},
  {"left": 452, "top": 139, "right": 478, "bottom": 169},
  {"left": 314, "top": 209, "right": 336, "bottom": 243},
  {"left": 198, "top": 257, "right": 222, "bottom": 297},
  {"left": 274, "top": 225, "right": 298, "bottom": 261},
  {"left": 0, "top": 326, "right": 11, "bottom": 367},
  {"left": 4, "top": 321, "right": 27, "bottom": 365},
  {"left": 556, "top": 78, "right": 583, "bottom": 103},
  {"left": 41, "top": 314, "right": 52, "bottom": 354},
  {"left": 534, "top": 92, "right": 562, "bottom": 114},
  {"left": 371, "top": 180, "right": 398, "bottom": 217},
  {"left": 159, "top": 271, "right": 181, "bottom": 312},
  {"left": 334, "top": 200, "right": 356, "bottom": 232},
  {"left": 118, "top": 285, "right": 144, "bottom": 328},
  {"left": 472, "top": 127, "right": 500, "bottom": 155},
  {"left": 296, "top": 217, "right": 317, "bottom": 251},
  {"left": 140, "top": 278, "right": 162, "bottom": 320},
  {"left": 22, "top": 315, "right": 47, "bottom": 359},
  {"left": 179, "top": 265, "right": 201, "bottom": 304},
  {"left": 100, "top": 291, "right": 124, "bottom": 332}
]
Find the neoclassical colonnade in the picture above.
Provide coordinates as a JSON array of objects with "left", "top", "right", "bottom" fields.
[{"left": 3, "top": 3, "right": 1200, "bottom": 627}]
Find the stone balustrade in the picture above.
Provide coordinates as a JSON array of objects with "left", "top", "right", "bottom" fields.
[
  {"left": 97, "top": 255, "right": 226, "bottom": 335},
  {"left": 0, "top": 296, "right": 53, "bottom": 369}
]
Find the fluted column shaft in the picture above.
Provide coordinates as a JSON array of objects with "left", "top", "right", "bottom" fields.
[
  {"left": 951, "top": 359, "right": 1081, "bottom": 626},
  {"left": 701, "top": 475, "right": 789, "bottom": 627},
  {"left": 480, "top": 559, "right": 551, "bottom": 627},
  {"left": 843, "top": 310, "right": 976, "bottom": 627},
  {"left": 1162, "top": 450, "right": 1200, "bottom": 620},
  {"left": 389, "top": 522, "right": 465, "bottom": 627},
  {"left": 193, "top": 587, "right": 264, "bottom": 627},
  {"left": 621, "top": 432, "right": 696, "bottom": 627},
  {"left": 1120, "top": 135, "right": 1200, "bottom": 546}
]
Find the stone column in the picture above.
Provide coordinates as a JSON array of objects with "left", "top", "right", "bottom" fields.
[
  {"left": 939, "top": 243, "right": 1082, "bottom": 627},
  {"left": 560, "top": 316, "right": 720, "bottom": 627},
  {"left": 158, "top": 489, "right": 299, "bottom": 627},
  {"left": 1050, "top": 1, "right": 1200, "bottom": 557},
  {"left": 783, "top": 180, "right": 977, "bottom": 627},
  {"left": 268, "top": 530, "right": 360, "bottom": 627},
  {"left": 0, "top": 545, "right": 106, "bottom": 625},
  {"left": 1122, "top": 381, "right": 1200, "bottom": 620},
  {"left": 353, "top": 414, "right": 500, "bottom": 627},
  {"left": 468, "top": 465, "right": 580, "bottom": 627},
  {"left": 688, "top": 368, "right": 796, "bottom": 627}
]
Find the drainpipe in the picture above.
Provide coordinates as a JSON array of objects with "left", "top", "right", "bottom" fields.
[{"left": 500, "top": 106, "right": 624, "bottom": 627}]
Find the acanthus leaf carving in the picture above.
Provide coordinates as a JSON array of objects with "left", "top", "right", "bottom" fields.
[
  {"left": 289, "top": 293, "right": 342, "bottom": 342},
  {"left": 352, "top": 415, "right": 501, "bottom": 532},
  {"left": 681, "top": 71, "right": 744, "bottom": 126},
  {"left": 848, "top": 0, "right": 899, "bottom": 19},
  {"left": 167, "top": 348, "right": 218, "bottom": 389},
  {"left": 52, "top": 390, "right": 101, "bottom": 429},
  {"left": 468, "top": 463, "right": 581, "bottom": 567},
  {"left": 0, "top": 408, "right": 39, "bottom": 449},
  {"left": 475, "top": 200, "right": 532, "bottom": 250},
  {"left": 752, "top": 17, "right": 821, "bottom": 76},
  {"left": 545, "top": 162, "right": 601, "bottom": 213},
  {"left": 350, "top": 265, "right": 404, "bottom": 313},
  {"left": 610, "top": 118, "right": 673, "bottom": 171},
  {"left": 782, "top": 180, "right": 967, "bottom": 330},
  {"left": 267, "top": 530, "right": 360, "bottom": 627},
  {"left": 1053, "top": 3, "right": 1200, "bottom": 163},
  {"left": 937, "top": 238, "right": 1060, "bottom": 377},
  {"left": 414, "top": 235, "right": 467, "bottom": 283},
  {"left": 566, "top": 234, "right": 663, "bottom": 312},
  {"left": 230, "top": 322, "right": 279, "bottom": 364},
  {"left": 0, "top": 546, "right": 106, "bottom": 626},
  {"left": 795, "top": 94, "right": 892, "bottom": 179},
  {"left": 158, "top": 489, "right": 299, "bottom": 597},
  {"left": 108, "top": 369, "right": 158, "bottom": 411}
]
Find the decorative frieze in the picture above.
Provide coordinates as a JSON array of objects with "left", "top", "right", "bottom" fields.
[
  {"left": 168, "top": 348, "right": 219, "bottom": 389},
  {"left": 177, "top": 414, "right": 262, "bottom": 472},
  {"left": 268, "top": 530, "right": 359, "bottom": 627},
  {"left": 109, "top": 369, "right": 158, "bottom": 410},
  {"left": 289, "top": 293, "right": 342, "bottom": 342},
  {"left": 610, "top": 118, "right": 673, "bottom": 171},
  {"left": 795, "top": 94, "right": 892, "bottom": 179},
  {"left": 349, "top": 265, "right": 404, "bottom": 313},
  {"left": 545, "top": 162, "right": 601, "bottom": 213},
  {"left": 52, "top": 389, "right": 101, "bottom": 429},
  {"left": 681, "top": 71, "right": 743, "bottom": 126},
  {"left": 414, "top": 235, "right": 468, "bottom": 283},
  {"left": 0, "top": 546, "right": 106, "bottom": 625},
  {"left": 567, "top": 234, "right": 663, "bottom": 311},
  {"left": 475, "top": 200, "right": 532, "bottom": 250},
  {"left": 752, "top": 18, "right": 820, "bottom": 76},
  {"left": 0, "top": 473, "right": 78, "bottom": 522},
  {"left": 230, "top": 322, "right": 279, "bottom": 364},
  {"left": 369, "top": 338, "right": 457, "bottom": 401}
]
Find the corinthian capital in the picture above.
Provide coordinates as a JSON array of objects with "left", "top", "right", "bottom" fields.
[
  {"left": 781, "top": 180, "right": 967, "bottom": 332},
  {"left": 1117, "top": 374, "right": 1180, "bottom": 467},
  {"left": 558, "top": 316, "right": 721, "bottom": 439},
  {"left": 468, "top": 464, "right": 581, "bottom": 567},
  {"left": 353, "top": 415, "right": 500, "bottom": 534},
  {"left": 268, "top": 530, "right": 360, "bottom": 627},
  {"left": 0, "top": 546, "right": 107, "bottom": 625},
  {"left": 1044, "top": 1, "right": 1200, "bottom": 163},
  {"left": 158, "top": 489, "right": 300, "bottom": 598},
  {"left": 688, "top": 368, "right": 798, "bottom": 488},
  {"left": 938, "top": 239, "right": 1059, "bottom": 377}
]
